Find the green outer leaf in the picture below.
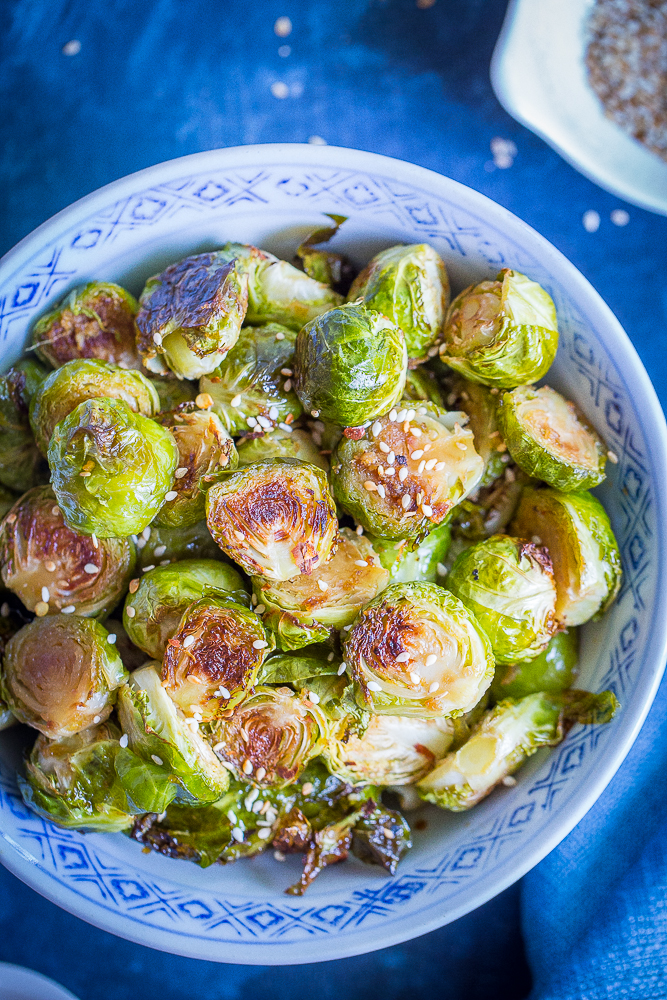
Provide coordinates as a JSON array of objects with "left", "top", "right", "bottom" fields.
[
  {"left": 402, "top": 369, "right": 445, "bottom": 407},
  {"left": 491, "top": 629, "right": 579, "bottom": 700},
  {"left": 114, "top": 746, "right": 178, "bottom": 813},
  {"left": 369, "top": 521, "right": 451, "bottom": 583},
  {"left": 257, "top": 648, "right": 340, "bottom": 686},
  {"left": 237, "top": 427, "right": 327, "bottom": 471}
]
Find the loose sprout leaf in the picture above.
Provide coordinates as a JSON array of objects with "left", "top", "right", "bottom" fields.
[
  {"left": 257, "top": 648, "right": 341, "bottom": 685},
  {"left": 560, "top": 688, "right": 619, "bottom": 726},
  {"left": 351, "top": 801, "right": 412, "bottom": 874},
  {"left": 114, "top": 746, "right": 178, "bottom": 814},
  {"left": 295, "top": 215, "right": 355, "bottom": 293},
  {"left": 286, "top": 812, "right": 359, "bottom": 895}
]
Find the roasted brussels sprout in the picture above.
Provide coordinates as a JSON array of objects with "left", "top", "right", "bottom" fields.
[
  {"left": 149, "top": 376, "right": 198, "bottom": 412},
  {"left": 32, "top": 282, "right": 142, "bottom": 370},
  {"left": 331, "top": 405, "right": 483, "bottom": 540},
  {"left": 206, "top": 459, "right": 338, "bottom": 581},
  {"left": 222, "top": 241, "right": 343, "bottom": 330},
  {"left": 449, "top": 465, "right": 525, "bottom": 542},
  {"left": 160, "top": 597, "right": 272, "bottom": 718},
  {"left": 49, "top": 397, "right": 179, "bottom": 537},
  {"left": 0, "top": 486, "right": 136, "bottom": 617},
  {"left": 446, "top": 534, "right": 558, "bottom": 663},
  {"left": 417, "top": 689, "right": 618, "bottom": 810},
  {"left": 491, "top": 629, "right": 579, "bottom": 701},
  {"left": 446, "top": 377, "right": 509, "bottom": 488},
  {"left": 348, "top": 244, "right": 449, "bottom": 362},
  {"left": 254, "top": 528, "right": 390, "bottom": 650},
  {"left": 123, "top": 559, "right": 247, "bottom": 660},
  {"left": 294, "top": 303, "right": 408, "bottom": 426},
  {"left": 136, "top": 252, "right": 249, "bottom": 379},
  {"left": 30, "top": 358, "right": 160, "bottom": 456},
  {"left": 134, "top": 519, "right": 220, "bottom": 569},
  {"left": 237, "top": 426, "right": 328, "bottom": 471},
  {"left": 0, "top": 361, "right": 49, "bottom": 492},
  {"left": 439, "top": 269, "right": 558, "bottom": 388},
  {"left": 369, "top": 521, "right": 451, "bottom": 583},
  {"left": 1, "top": 615, "right": 127, "bottom": 738},
  {"left": 295, "top": 214, "right": 355, "bottom": 294},
  {"left": 497, "top": 385, "right": 607, "bottom": 491},
  {"left": 153, "top": 407, "right": 237, "bottom": 528},
  {"left": 324, "top": 713, "right": 454, "bottom": 785},
  {"left": 403, "top": 368, "right": 445, "bottom": 407},
  {"left": 198, "top": 323, "right": 302, "bottom": 435},
  {"left": 117, "top": 662, "right": 230, "bottom": 803},
  {"left": 206, "top": 685, "right": 328, "bottom": 788},
  {"left": 344, "top": 582, "right": 494, "bottom": 717},
  {"left": 19, "top": 722, "right": 137, "bottom": 831},
  {"left": 511, "top": 487, "right": 622, "bottom": 626}
]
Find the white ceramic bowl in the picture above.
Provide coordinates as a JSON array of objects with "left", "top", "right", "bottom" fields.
[
  {"left": 491, "top": 0, "right": 667, "bottom": 216},
  {"left": 0, "top": 144, "right": 666, "bottom": 965}
]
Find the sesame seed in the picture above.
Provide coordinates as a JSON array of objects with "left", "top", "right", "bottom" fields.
[
  {"left": 151, "top": 755, "right": 163, "bottom": 766},
  {"left": 317, "top": 579, "right": 328, "bottom": 592},
  {"left": 268, "top": 406, "right": 279, "bottom": 421},
  {"left": 160, "top": 559, "right": 170, "bottom": 566},
  {"left": 582, "top": 209, "right": 600, "bottom": 233},
  {"left": 278, "top": 422, "right": 293, "bottom": 433},
  {"left": 379, "top": 441, "right": 390, "bottom": 453},
  {"left": 247, "top": 416, "right": 257, "bottom": 427},
  {"left": 42, "top": 560, "right": 56, "bottom": 573},
  {"left": 409, "top": 671, "right": 421, "bottom": 684},
  {"left": 52, "top": 506, "right": 61, "bottom": 517},
  {"left": 142, "top": 564, "right": 155, "bottom": 573},
  {"left": 274, "top": 850, "right": 286, "bottom": 861},
  {"left": 410, "top": 427, "right": 422, "bottom": 437},
  {"left": 243, "top": 759, "right": 254, "bottom": 774},
  {"left": 436, "top": 563, "right": 447, "bottom": 576},
  {"left": 231, "top": 394, "right": 243, "bottom": 407},
  {"left": 91, "top": 533, "right": 98, "bottom": 548},
  {"left": 607, "top": 450, "right": 619, "bottom": 464},
  {"left": 281, "top": 368, "right": 293, "bottom": 377},
  {"left": 421, "top": 504, "right": 434, "bottom": 517},
  {"left": 195, "top": 393, "right": 213, "bottom": 410},
  {"left": 401, "top": 495, "right": 411, "bottom": 509},
  {"left": 153, "top": 332, "right": 163, "bottom": 346},
  {"left": 456, "top": 442, "right": 467, "bottom": 451},
  {"left": 424, "top": 458, "right": 437, "bottom": 471},
  {"left": 34, "top": 602, "right": 49, "bottom": 616},
  {"left": 367, "top": 680, "right": 382, "bottom": 692},
  {"left": 502, "top": 775, "right": 517, "bottom": 787},
  {"left": 327, "top": 651, "right": 335, "bottom": 662},
  {"left": 429, "top": 681, "right": 439, "bottom": 693},
  {"left": 119, "top": 734, "right": 129, "bottom": 748},
  {"left": 410, "top": 449, "right": 424, "bottom": 460},
  {"left": 308, "top": 691, "right": 320, "bottom": 704},
  {"left": 364, "top": 481, "right": 377, "bottom": 492},
  {"left": 356, "top": 524, "right": 364, "bottom": 535},
  {"left": 93, "top": 715, "right": 101, "bottom": 724},
  {"left": 245, "top": 788, "right": 259, "bottom": 809},
  {"left": 231, "top": 827, "right": 245, "bottom": 842},
  {"left": 257, "top": 827, "right": 272, "bottom": 840},
  {"left": 377, "top": 465, "right": 385, "bottom": 477},
  {"left": 418, "top": 460, "right": 426, "bottom": 474},
  {"left": 84, "top": 563, "right": 98, "bottom": 575},
  {"left": 354, "top": 560, "right": 368, "bottom": 567},
  {"left": 41, "top": 586, "right": 50, "bottom": 603},
  {"left": 256, "top": 604, "right": 266, "bottom": 615},
  {"left": 283, "top": 379, "right": 292, "bottom": 392},
  {"left": 396, "top": 652, "right": 410, "bottom": 663},
  {"left": 126, "top": 606, "right": 136, "bottom": 618},
  {"left": 385, "top": 467, "right": 395, "bottom": 476},
  {"left": 257, "top": 415, "right": 272, "bottom": 429},
  {"left": 251, "top": 593, "right": 258, "bottom": 605},
  {"left": 174, "top": 467, "right": 188, "bottom": 479},
  {"left": 435, "top": 461, "right": 446, "bottom": 471},
  {"left": 376, "top": 484, "right": 386, "bottom": 499},
  {"left": 182, "top": 634, "right": 195, "bottom": 648},
  {"left": 0, "top": 603, "right": 8, "bottom": 617},
  {"left": 154, "top": 544, "right": 167, "bottom": 557},
  {"left": 256, "top": 766, "right": 267, "bottom": 780},
  {"left": 136, "top": 538, "right": 146, "bottom": 549},
  {"left": 337, "top": 663, "right": 347, "bottom": 675},
  {"left": 107, "top": 634, "right": 117, "bottom": 645},
  {"left": 165, "top": 491, "right": 178, "bottom": 502},
  {"left": 217, "top": 686, "right": 231, "bottom": 699},
  {"left": 253, "top": 639, "right": 269, "bottom": 649},
  {"left": 396, "top": 408, "right": 407, "bottom": 422},
  {"left": 61, "top": 605, "right": 76, "bottom": 614},
  {"left": 532, "top": 535, "right": 542, "bottom": 545},
  {"left": 399, "top": 467, "right": 408, "bottom": 482},
  {"left": 371, "top": 421, "right": 382, "bottom": 437},
  {"left": 387, "top": 451, "right": 395, "bottom": 465},
  {"left": 79, "top": 471, "right": 91, "bottom": 478},
  {"left": 129, "top": 579, "right": 140, "bottom": 594}
]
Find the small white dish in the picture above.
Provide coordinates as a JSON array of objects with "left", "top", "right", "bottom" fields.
[
  {"left": 491, "top": 0, "right": 667, "bottom": 215},
  {"left": 0, "top": 963, "right": 79, "bottom": 1000}
]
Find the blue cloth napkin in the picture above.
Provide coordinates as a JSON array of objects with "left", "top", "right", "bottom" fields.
[{"left": 2, "top": 1, "right": 667, "bottom": 998}]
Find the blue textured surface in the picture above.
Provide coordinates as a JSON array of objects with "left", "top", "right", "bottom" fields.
[{"left": 1, "top": 1, "right": 666, "bottom": 998}]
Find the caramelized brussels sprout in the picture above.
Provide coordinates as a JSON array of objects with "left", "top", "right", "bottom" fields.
[
  {"left": 294, "top": 303, "right": 408, "bottom": 426},
  {"left": 20, "top": 722, "right": 137, "bottom": 831},
  {"left": 117, "top": 662, "right": 230, "bottom": 803},
  {"left": 331, "top": 405, "right": 483, "bottom": 540},
  {"left": 324, "top": 713, "right": 454, "bottom": 785},
  {"left": 206, "top": 459, "right": 338, "bottom": 581},
  {"left": 403, "top": 368, "right": 445, "bottom": 407},
  {"left": 136, "top": 252, "right": 249, "bottom": 379},
  {"left": 344, "top": 582, "right": 494, "bottom": 718},
  {"left": 497, "top": 385, "right": 607, "bottom": 491},
  {"left": 32, "top": 282, "right": 142, "bottom": 370},
  {"left": 369, "top": 521, "right": 451, "bottom": 583},
  {"left": 206, "top": 685, "right": 328, "bottom": 788},
  {"left": 134, "top": 519, "right": 220, "bottom": 569},
  {"left": 417, "top": 689, "right": 618, "bottom": 810},
  {"left": 153, "top": 407, "right": 237, "bottom": 527},
  {"left": 30, "top": 358, "right": 160, "bottom": 456},
  {"left": 511, "top": 487, "right": 622, "bottom": 626},
  {"left": 254, "top": 528, "right": 390, "bottom": 650},
  {"left": 446, "top": 534, "right": 558, "bottom": 663},
  {"left": 0, "top": 485, "right": 136, "bottom": 617},
  {"left": 1, "top": 615, "right": 127, "bottom": 738},
  {"left": 237, "top": 426, "right": 328, "bottom": 471},
  {"left": 149, "top": 376, "right": 198, "bottom": 412},
  {"left": 0, "top": 360, "right": 49, "bottom": 492},
  {"left": 491, "top": 629, "right": 579, "bottom": 701},
  {"left": 439, "top": 269, "right": 558, "bottom": 388},
  {"left": 160, "top": 597, "right": 272, "bottom": 718},
  {"left": 348, "top": 244, "right": 450, "bottom": 362},
  {"left": 123, "top": 559, "right": 247, "bottom": 660},
  {"left": 49, "top": 397, "right": 178, "bottom": 537},
  {"left": 198, "top": 323, "right": 302, "bottom": 435}
]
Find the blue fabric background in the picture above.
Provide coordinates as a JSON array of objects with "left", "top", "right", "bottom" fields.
[{"left": 1, "top": 1, "right": 667, "bottom": 997}]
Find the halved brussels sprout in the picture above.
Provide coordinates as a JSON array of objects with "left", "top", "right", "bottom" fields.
[
  {"left": 135, "top": 519, "right": 220, "bottom": 569},
  {"left": 117, "top": 662, "right": 230, "bottom": 803},
  {"left": 439, "top": 269, "right": 558, "bottom": 388},
  {"left": 49, "top": 397, "right": 179, "bottom": 537},
  {"left": 136, "top": 252, "right": 249, "bottom": 379},
  {"left": 30, "top": 358, "right": 160, "bottom": 456},
  {"left": 153, "top": 408, "right": 237, "bottom": 528},
  {"left": 123, "top": 559, "right": 248, "bottom": 660},
  {"left": 417, "top": 689, "right": 618, "bottom": 810},
  {"left": 0, "top": 361, "right": 49, "bottom": 492},
  {"left": 20, "top": 722, "right": 137, "bottom": 831},
  {"left": 324, "top": 713, "right": 454, "bottom": 786},
  {"left": 331, "top": 405, "right": 483, "bottom": 540},
  {"left": 446, "top": 377, "right": 508, "bottom": 488},
  {"left": 446, "top": 534, "right": 558, "bottom": 663},
  {"left": 32, "top": 282, "right": 142, "bottom": 370},
  {"left": 254, "top": 528, "right": 390, "bottom": 650},
  {"left": 237, "top": 426, "right": 328, "bottom": 471},
  {"left": 511, "top": 487, "right": 622, "bottom": 626},
  {"left": 150, "top": 376, "right": 198, "bottom": 412},
  {"left": 295, "top": 214, "right": 355, "bottom": 294},
  {"left": 491, "top": 629, "right": 579, "bottom": 701},
  {"left": 222, "top": 241, "right": 343, "bottom": 329},
  {"left": 344, "top": 582, "right": 494, "bottom": 718},
  {"left": 403, "top": 368, "right": 445, "bottom": 407},
  {"left": 294, "top": 303, "right": 408, "bottom": 426},
  {"left": 348, "top": 244, "right": 450, "bottom": 362},
  {"left": 205, "top": 685, "right": 328, "bottom": 787},
  {"left": 206, "top": 459, "right": 338, "bottom": 581},
  {"left": 198, "top": 323, "right": 302, "bottom": 435},
  {"left": 1, "top": 615, "right": 127, "bottom": 738},
  {"left": 0, "top": 485, "right": 136, "bottom": 617},
  {"left": 369, "top": 521, "right": 451, "bottom": 583},
  {"left": 160, "top": 597, "right": 272, "bottom": 718},
  {"left": 497, "top": 385, "right": 607, "bottom": 491}
]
